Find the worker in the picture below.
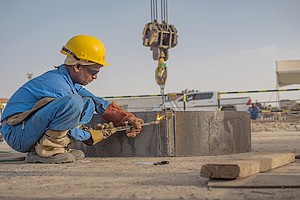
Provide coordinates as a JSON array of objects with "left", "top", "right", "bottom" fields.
[
  {"left": 0, "top": 35, "right": 144, "bottom": 164},
  {"left": 249, "top": 103, "right": 260, "bottom": 120}
]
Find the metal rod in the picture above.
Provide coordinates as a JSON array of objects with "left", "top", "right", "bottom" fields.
[
  {"left": 166, "top": 0, "right": 168, "bottom": 23},
  {"left": 133, "top": 160, "right": 169, "bottom": 165},
  {"left": 116, "top": 120, "right": 159, "bottom": 132}
]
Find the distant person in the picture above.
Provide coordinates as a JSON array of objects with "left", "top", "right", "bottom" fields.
[
  {"left": 0, "top": 35, "right": 144, "bottom": 164},
  {"left": 249, "top": 103, "right": 260, "bottom": 120}
]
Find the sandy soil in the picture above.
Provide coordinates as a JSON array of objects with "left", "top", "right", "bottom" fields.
[
  {"left": 0, "top": 121, "right": 299, "bottom": 200},
  {"left": 251, "top": 119, "right": 300, "bottom": 132}
]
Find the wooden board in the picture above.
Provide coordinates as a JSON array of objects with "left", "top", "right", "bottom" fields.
[
  {"left": 200, "top": 152, "right": 295, "bottom": 179},
  {"left": 208, "top": 174, "right": 300, "bottom": 188}
]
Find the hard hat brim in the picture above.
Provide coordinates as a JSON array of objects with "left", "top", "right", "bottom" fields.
[{"left": 100, "top": 60, "right": 110, "bottom": 66}]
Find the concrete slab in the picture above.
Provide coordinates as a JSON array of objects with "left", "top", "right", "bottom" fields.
[
  {"left": 73, "top": 111, "right": 251, "bottom": 157},
  {"left": 73, "top": 112, "right": 168, "bottom": 157},
  {"left": 208, "top": 174, "right": 300, "bottom": 188},
  {"left": 174, "top": 111, "right": 251, "bottom": 156}
]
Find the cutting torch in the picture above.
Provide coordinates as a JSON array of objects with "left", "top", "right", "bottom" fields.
[{"left": 116, "top": 120, "right": 160, "bottom": 132}]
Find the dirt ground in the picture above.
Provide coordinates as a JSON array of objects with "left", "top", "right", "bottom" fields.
[{"left": 0, "top": 120, "right": 300, "bottom": 200}]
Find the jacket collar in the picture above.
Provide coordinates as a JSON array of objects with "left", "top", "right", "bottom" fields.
[{"left": 58, "top": 64, "right": 77, "bottom": 94}]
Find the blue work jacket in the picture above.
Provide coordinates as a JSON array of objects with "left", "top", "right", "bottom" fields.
[{"left": 1, "top": 65, "right": 110, "bottom": 122}]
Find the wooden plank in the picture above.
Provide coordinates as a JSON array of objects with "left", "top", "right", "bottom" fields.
[
  {"left": 200, "top": 152, "right": 295, "bottom": 179},
  {"left": 208, "top": 174, "right": 300, "bottom": 188}
]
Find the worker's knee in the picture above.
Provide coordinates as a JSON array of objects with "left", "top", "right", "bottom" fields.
[
  {"left": 82, "top": 96, "right": 94, "bottom": 107},
  {"left": 49, "top": 94, "right": 86, "bottom": 121},
  {"left": 62, "top": 95, "right": 95, "bottom": 123},
  {"left": 63, "top": 94, "right": 85, "bottom": 112},
  {"left": 67, "top": 94, "right": 83, "bottom": 104}
]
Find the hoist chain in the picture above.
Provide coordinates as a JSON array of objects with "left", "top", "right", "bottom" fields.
[{"left": 143, "top": 0, "right": 178, "bottom": 100}]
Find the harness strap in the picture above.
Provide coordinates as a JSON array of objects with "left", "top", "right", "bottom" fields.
[{"left": 2, "top": 97, "right": 56, "bottom": 126}]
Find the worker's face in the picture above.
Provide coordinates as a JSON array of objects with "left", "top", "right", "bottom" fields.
[{"left": 75, "top": 64, "right": 103, "bottom": 85}]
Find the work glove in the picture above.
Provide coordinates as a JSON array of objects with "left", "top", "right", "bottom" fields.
[
  {"left": 102, "top": 102, "right": 144, "bottom": 138},
  {"left": 82, "top": 122, "right": 117, "bottom": 146},
  {"left": 124, "top": 116, "right": 144, "bottom": 138}
]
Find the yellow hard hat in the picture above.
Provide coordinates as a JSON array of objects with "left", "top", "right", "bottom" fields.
[{"left": 61, "top": 35, "right": 109, "bottom": 66}]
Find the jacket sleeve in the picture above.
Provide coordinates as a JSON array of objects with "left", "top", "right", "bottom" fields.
[{"left": 75, "top": 84, "right": 111, "bottom": 115}]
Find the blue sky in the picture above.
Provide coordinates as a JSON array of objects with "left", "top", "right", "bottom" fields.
[{"left": 0, "top": 0, "right": 300, "bottom": 103}]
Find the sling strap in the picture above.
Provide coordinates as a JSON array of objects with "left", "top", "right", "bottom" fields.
[{"left": 2, "top": 97, "right": 56, "bottom": 126}]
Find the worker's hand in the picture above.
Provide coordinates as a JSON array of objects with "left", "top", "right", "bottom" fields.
[
  {"left": 82, "top": 122, "right": 118, "bottom": 146},
  {"left": 101, "top": 102, "right": 144, "bottom": 138},
  {"left": 95, "top": 122, "right": 117, "bottom": 138},
  {"left": 125, "top": 116, "right": 144, "bottom": 138}
]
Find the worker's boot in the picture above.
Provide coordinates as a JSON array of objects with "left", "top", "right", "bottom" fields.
[
  {"left": 26, "top": 148, "right": 85, "bottom": 163},
  {"left": 26, "top": 147, "right": 75, "bottom": 164},
  {"left": 66, "top": 147, "right": 85, "bottom": 160},
  {"left": 26, "top": 130, "right": 75, "bottom": 164}
]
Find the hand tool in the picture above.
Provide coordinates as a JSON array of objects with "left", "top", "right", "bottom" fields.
[
  {"left": 133, "top": 160, "right": 169, "bottom": 165},
  {"left": 116, "top": 120, "right": 159, "bottom": 132}
]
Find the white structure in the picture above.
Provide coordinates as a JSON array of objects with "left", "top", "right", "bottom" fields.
[{"left": 276, "top": 60, "right": 300, "bottom": 87}]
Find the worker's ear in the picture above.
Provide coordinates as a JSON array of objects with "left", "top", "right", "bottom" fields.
[{"left": 74, "top": 64, "right": 81, "bottom": 72}]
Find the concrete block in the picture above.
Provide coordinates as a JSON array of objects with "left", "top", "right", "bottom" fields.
[
  {"left": 73, "top": 112, "right": 167, "bottom": 157},
  {"left": 73, "top": 111, "right": 251, "bottom": 157},
  {"left": 174, "top": 111, "right": 251, "bottom": 156}
]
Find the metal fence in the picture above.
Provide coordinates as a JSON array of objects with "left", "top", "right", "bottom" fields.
[{"left": 103, "top": 93, "right": 182, "bottom": 112}]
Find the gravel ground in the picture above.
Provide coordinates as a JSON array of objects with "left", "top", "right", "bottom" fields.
[
  {"left": 0, "top": 121, "right": 299, "bottom": 200},
  {"left": 251, "top": 119, "right": 300, "bottom": 132}
]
